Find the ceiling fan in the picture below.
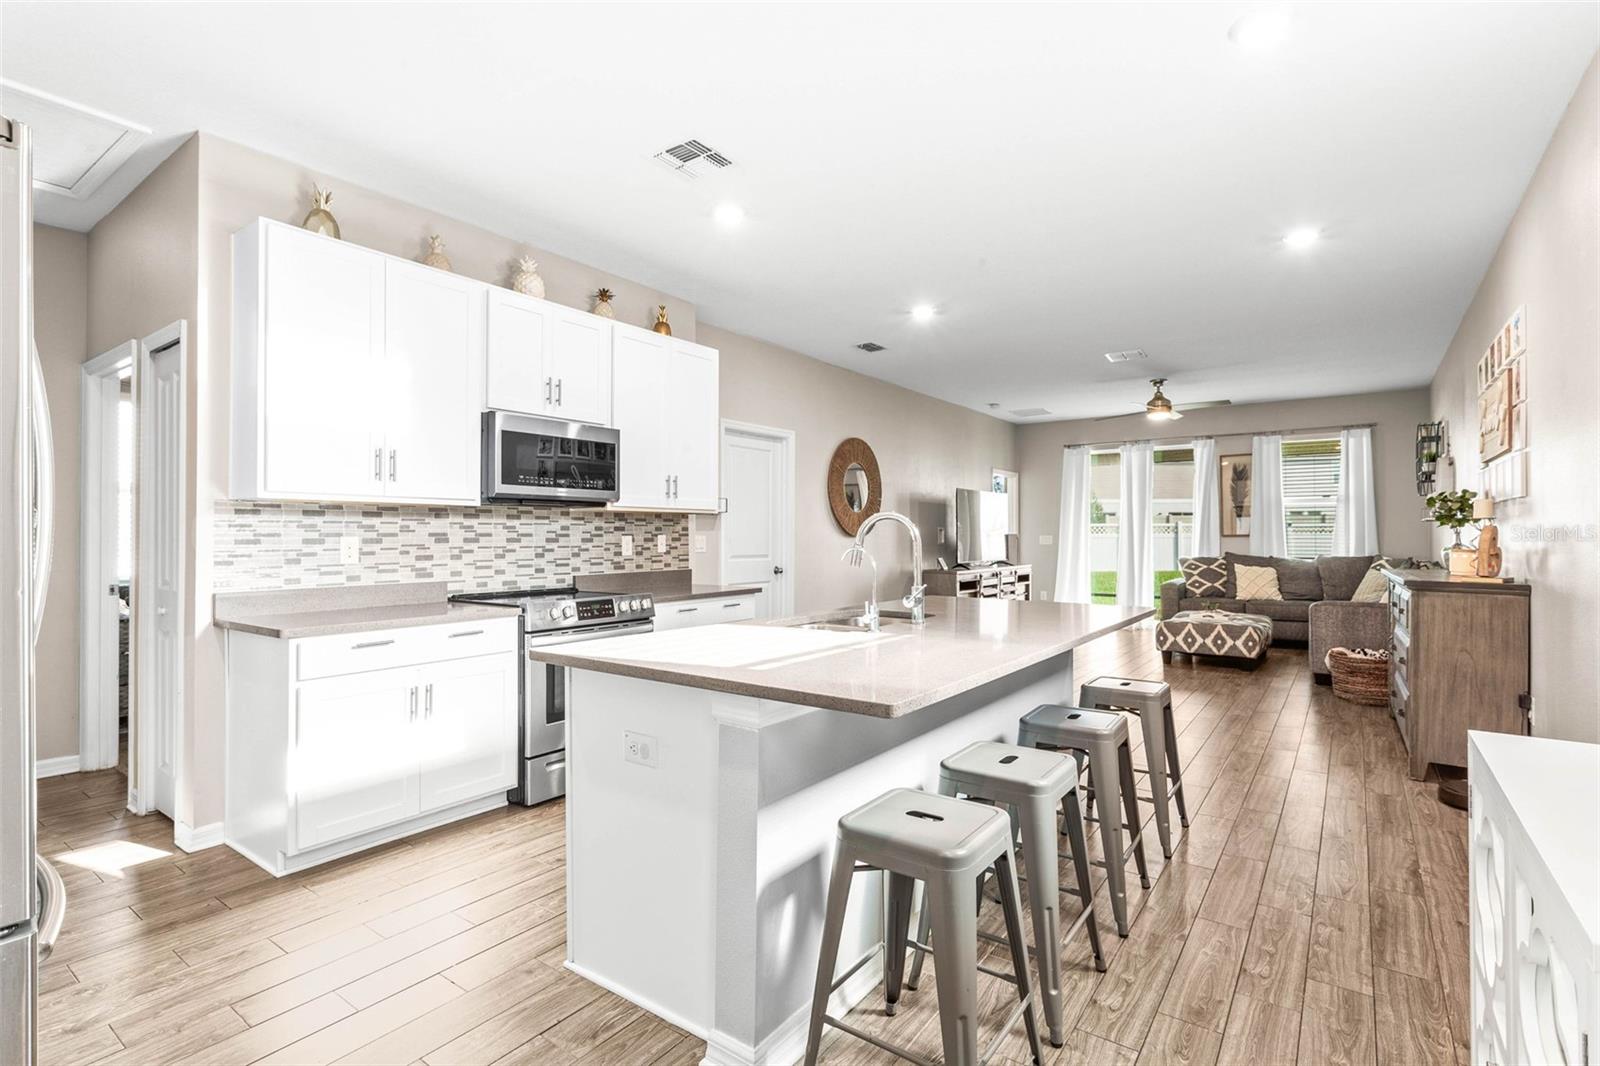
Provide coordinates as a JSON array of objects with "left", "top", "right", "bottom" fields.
[{"left": 1095, "top": 378, "right": 1232, "bottom": 421}]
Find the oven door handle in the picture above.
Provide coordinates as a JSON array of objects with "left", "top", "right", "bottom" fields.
[{"left": 525, "top": 621, "right": 654, "bottom": 651}]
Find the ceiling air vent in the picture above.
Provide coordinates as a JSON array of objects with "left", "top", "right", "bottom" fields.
[
  {"left": 653, "top": 139, "right": 734, "bottom": 179},
  {"left": 855, "top": 341, "right": 886, "bottom": 353},
  {"left": 1104, "top": 348, "right": 1148, "bottom": 363},
  {"left": 1010, "top": 408, "right": 1052, "bottom": 418}
]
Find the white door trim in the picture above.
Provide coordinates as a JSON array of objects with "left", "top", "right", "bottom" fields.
[
  {"left": 718, "top": 419, "right": 795, "bottom": 618},
  {"left": 78, "top": 341, "right": 136, "bottom": 772},
  {"left": 134, "top": 321, "right": 187, "bottom": 822}
]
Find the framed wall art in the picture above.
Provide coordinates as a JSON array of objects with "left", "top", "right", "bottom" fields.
[{"left": 1220, "top": 453, "right": 1252, "bottom": 537}]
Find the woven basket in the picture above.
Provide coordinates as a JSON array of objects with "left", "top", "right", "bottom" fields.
[{"left": 1325, "top": 646, "right": 1390, "bottom": 706}]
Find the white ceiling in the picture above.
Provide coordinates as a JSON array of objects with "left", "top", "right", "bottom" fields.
[{"left": 3, "top": 2, "right": 1595, "bottom": 422}]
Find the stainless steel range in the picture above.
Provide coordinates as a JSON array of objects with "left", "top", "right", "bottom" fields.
[{"left": 450, "top": 586, "right": 654, "bottom": 805}]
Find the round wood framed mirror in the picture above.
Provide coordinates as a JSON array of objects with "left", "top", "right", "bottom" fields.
[{"left": 828, "top": 437, "right": 882, "bottom": 535}]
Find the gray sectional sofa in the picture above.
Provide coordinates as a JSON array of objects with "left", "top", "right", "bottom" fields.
[{"left": 1159, "top": 552, "right": 1393, "bottom": 682}]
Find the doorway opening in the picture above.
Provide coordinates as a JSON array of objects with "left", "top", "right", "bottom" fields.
[
  {"left": 78, "top": 322, "right": 186, "bottom": 827},
  {"left": 718, "top": 420, "right": 794, "bottom": 619}
]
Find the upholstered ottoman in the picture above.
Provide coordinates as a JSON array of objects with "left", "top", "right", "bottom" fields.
[{"left": 1156, "top": 610, "right": 1273, "bottom": 669}]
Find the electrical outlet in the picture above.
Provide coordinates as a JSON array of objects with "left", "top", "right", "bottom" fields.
[
  {"left": 1039, "top": 534, "right": 1054, "bottom": 546},
  {"left": 624, "top": 730, "right": 658, "bottom": 768},
  {"left": 339, "top": 535, "right": 361, "bottom": 565},
  {"left": 694, "top": 534, "right": 708, "bottom": 553},
  {"left": 656, "top": 533, "right": 667, "bottom": 554},
  {"left": 621, "top": 534, "right": 634, "bottom": 558}
]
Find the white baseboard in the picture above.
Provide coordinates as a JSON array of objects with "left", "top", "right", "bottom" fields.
[
  {"left": 702, "top": 948, "right": 884, "bottom": 1066},
  {"left": 564, "top": 960, "right": 708, "bottom": 1041},
  {"left": 173, "top": 821, "right": 225, "bottom": 852},
  {"left": 36, "top": 755, "right": 82, "bottom": 778}
]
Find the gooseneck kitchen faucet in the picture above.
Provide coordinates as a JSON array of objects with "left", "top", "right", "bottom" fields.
[{"left": 851, "top": 511, "right": 926, "bottom": 625}]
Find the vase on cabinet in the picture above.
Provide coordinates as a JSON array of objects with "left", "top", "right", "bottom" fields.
[
  {"left": 509, "top": 256, "right": 545, "bottom": 299},
  {"left": 1444, "top": 532, "right": 1478, "bottom": 576},
  {"left": 592, "top": 288, "right": 616, "bottom": 318},
  {"left": 301, "top": 186, "right": 340, "bottom": 239},
  {"left": 652, "top": 304, "right": 672, "bottom": 336},
  {"left": 419, "top": 235, "right": 452, "bottom": 272}
]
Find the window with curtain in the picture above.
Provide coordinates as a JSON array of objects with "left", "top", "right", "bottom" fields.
[
  {"left": 1281, "top": 437, "right": 1341, "bottom": 559},
  {"left": 1086, "top": 446, "right": 1193, "bottom": 602}
]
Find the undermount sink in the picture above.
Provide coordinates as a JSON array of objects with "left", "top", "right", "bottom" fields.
[
  {"left": 792, "top": 620, "right": 876, "bottom": 633},
  {"left": 880, "top": 609, "right": 934, "bottom": 620},
  {"left": 786, "top": 609, "right": 934, "bottom": 633}
]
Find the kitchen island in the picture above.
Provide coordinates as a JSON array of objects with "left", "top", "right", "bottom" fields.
[{"left": 532, "top": 595, "right": 1151, "bottom": 1066}]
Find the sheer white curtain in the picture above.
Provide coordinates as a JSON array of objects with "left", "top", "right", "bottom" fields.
[
  {"left": 1055, "top": 445, "right": 1092, "bottom": 602},
  {"left": 1333, "top": 426, "right": 1378, "bottom": 554},
  {"left": 1190, "top": 437, "right": 1220, "bottom": 556},
  {"left": 1117, "top": 441, "right": 1155, "bottom": 607},
  {"left": 1249, "top": 433, "right": 1287, "bottom": 556}
]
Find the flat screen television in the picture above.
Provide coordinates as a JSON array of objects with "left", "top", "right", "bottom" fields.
[{"left": 954, "top": 488, "right": 1009, "bottom": 565}]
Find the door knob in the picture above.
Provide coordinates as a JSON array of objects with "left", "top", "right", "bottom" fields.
[{"left": 773, "top": 566, "right": 784, "bottom": 575}]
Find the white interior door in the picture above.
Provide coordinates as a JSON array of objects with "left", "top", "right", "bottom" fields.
[
  {"left": 138, "top": 331, "right": 184, "bottom": 820},
  {"left": 720, "top": 424, "right": 792, "bottom": 619},
  {"left": 80, "top": 342, "right": 134, "bottom": 774}
]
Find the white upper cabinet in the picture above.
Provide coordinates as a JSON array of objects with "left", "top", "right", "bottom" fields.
[
  {"left": 485, "top": 287, "right": 612, "bottom": 426},
  {"left": 232, "top": 218, "right": 485, "bottom": 505},
  {"left": 240, "top": 221, "right": 385, "bottom": 500},
  {"left": 383, "top": 259, "right": 485, "bottom": 501},
  {"left": 665, "top": 339, "right": 720, "bottom": 511},
  {"left": 611, "top": 324, "right": 671, "bottom": 508},
  {"left": 609, "top": 323, "right": 719, "bottom": 512}
]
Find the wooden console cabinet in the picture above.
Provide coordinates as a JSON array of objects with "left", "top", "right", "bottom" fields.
[
  {"left": 1382, "top": 568, "right": 1530, "bottom": 780},
  {"left": 921, "top": 564, "right": 1032, "bottom": 601}
]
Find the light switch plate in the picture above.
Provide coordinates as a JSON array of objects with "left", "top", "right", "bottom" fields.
[
  {"left": 624, "top": 730, "right": 658, "bottom": 767},
  {"left": 694, "top": 534, "right": 708, "bottom": 553},
  {"left": 1039, "top": 534, "right": 1054, "bottom": 545},
  {"left": 339, "top": 535, "right": 360, "bottom": 565},
  {"left": 621, "top": 534, "right": 634, "bottom": 558}
]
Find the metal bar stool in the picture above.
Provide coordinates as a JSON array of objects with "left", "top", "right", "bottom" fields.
[
  {"left": 1080, "top": 676, "right": 1190, "bottom": 859},
  {"left": 1017, "top": 706, "right": 1150, "bottom": 936},
  {"left": 904, "top": 742, "right": 1105, "bottom": 1048},
  {"left": 802, "top": 788, "right": 1043, "bottom": 1066}
]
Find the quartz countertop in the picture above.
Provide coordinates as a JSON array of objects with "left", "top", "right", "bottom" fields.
[
  {"left": 576, "top": 568, "right": 762, "bottom": 604},
  {"left": 214, "top": 582, "right": 520, "bottom": 639},
  {"left": 530, "top": 595, "right": 1152, "bottom": 717}
]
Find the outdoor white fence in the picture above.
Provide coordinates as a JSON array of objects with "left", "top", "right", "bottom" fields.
[{"left": 1089, "top": 520, "right": 1334, "bottom": 571}]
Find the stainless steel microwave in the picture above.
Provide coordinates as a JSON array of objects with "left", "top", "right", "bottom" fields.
[{"left": 482, "top": 411, "right": 620, "bottom": 504}]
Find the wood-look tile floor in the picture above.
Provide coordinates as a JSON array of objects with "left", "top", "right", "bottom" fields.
[{"left": 36, "top": 625, "right": 1468, "bottom": 1065}]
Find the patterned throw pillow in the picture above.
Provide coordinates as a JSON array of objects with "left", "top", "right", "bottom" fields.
[
  {"left": 1234, "top": 563, "right": 1283, "bottom": 601},
  {"left": 1181, "top": 556, "right": 1228, "bottom": 597},
  {"left": 1351, "top": 556, "right": 1411, "bottom": 603}
]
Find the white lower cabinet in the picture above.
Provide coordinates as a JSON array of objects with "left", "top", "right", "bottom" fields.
[
  {"left": 652, "top": 594, "right": 755, "bottom": 631},
  {"left": 225, "top": 617, "right": 519, "bottom": 875}
]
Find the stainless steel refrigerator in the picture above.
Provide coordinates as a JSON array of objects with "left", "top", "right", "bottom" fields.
[{"left": 1, "top": 114, "right": 66, "bottom": 1066}]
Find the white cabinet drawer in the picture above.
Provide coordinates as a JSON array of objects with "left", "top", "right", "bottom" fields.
[
  {"left": 295, "top": 617, "right": 518, "bottom": 681},
  {"left": 653, "top": 595, "right": 754, "bottom": 631}
]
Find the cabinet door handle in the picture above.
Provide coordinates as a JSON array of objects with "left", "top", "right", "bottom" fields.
[
  {"left": 677, "top": 606, "right": 698, "bottom": 614},
  {"left": 555, "top": 378, "right": 563, "bottom": 406},
  {"left": 425, "top": 682, "right": 433, "bottom": 719},
  {"left": 722, "top": 602, "right": 741, "bottom": 609},
  {"left": 389, "top": 449, "right": 397, "bottom": 481},
  {"left": 353, "top": 639, "right": 395, "bottom": 650},
  {"left": 448, "top": 629, "right": 484, "bottom": 639},
  {"left": 374, "top": 448, "right": 383, "bottom": 480},
  {"left": 671, "top": 475, "right": 678, "bottom": 499},
  {"left": 409, "top": 686, "right": 418, "bottom": 722},
  {"left": 545, "top": 377, "right": 553, "bottom": 405},
  {"left": 665, "top": 474, "right": 671, "bottom": 497}
]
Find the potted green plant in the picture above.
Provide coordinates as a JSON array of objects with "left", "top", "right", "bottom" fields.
[{"left": 1425, "top": 489, "right": 1479, "bottom": 575}]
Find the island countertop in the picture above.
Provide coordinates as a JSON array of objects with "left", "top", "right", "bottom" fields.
[{"left": 530, "top": 595, "right": 1152, "bottom": 717}]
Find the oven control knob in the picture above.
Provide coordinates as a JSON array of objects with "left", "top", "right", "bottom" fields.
[
  {"left": 641, "top": 597, "right": 652, "bottom": 610},
  {"left": 626, "top": 598, "right": 640, "bottom": 611},
  {"left": 561, "top": 603, "right": 576, "bottom": 620}
]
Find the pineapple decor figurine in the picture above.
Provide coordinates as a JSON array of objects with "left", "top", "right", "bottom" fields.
[
  {"left": 509, "top": 256, "right": 545, "bottom": 299},
  {"left": 652, "top": 304, "right": 672, "bottom": 336},
  {"left": 591, "top": 288, "right": 616, "bottom": 318},
  {"left": 301, "top": 185, "right": 340, "bottom": 239},
  {"left": 419, "top": 234, "right": 452, "bottom": 272}
]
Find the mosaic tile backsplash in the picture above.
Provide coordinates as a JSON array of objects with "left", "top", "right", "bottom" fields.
[{"left": 213, "top": 501, "right": 691, "bottom": 593}]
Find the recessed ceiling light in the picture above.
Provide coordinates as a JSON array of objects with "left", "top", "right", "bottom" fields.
[
  {"left": 1228, "top": 8, "right": 1291, "bottom": 51},
  {"left": 712, "top": 203, "right": 745, "bottom": 228},
  {"left": 1283, "top": 226, "right": 1321, "bottom": 250},
  {"left": 910, "top": 303, "right": 937, "bottom": 323}
]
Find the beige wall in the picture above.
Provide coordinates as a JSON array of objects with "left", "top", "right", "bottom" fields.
[
  {"left": 1016, "top": 389, "right": 1433, "bottom": 600},
  {"left": 696, "top": 324, "right": 1017, "bottom": 612},
  {"left": 85, "top": 136, "right": 201, "bottom": 820},
  {"left": 1428, "top": 54, "right": 1599, "bottom": 744},
  {"left": 32, "top": 224, "right": 88, "bottom": 762}
]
